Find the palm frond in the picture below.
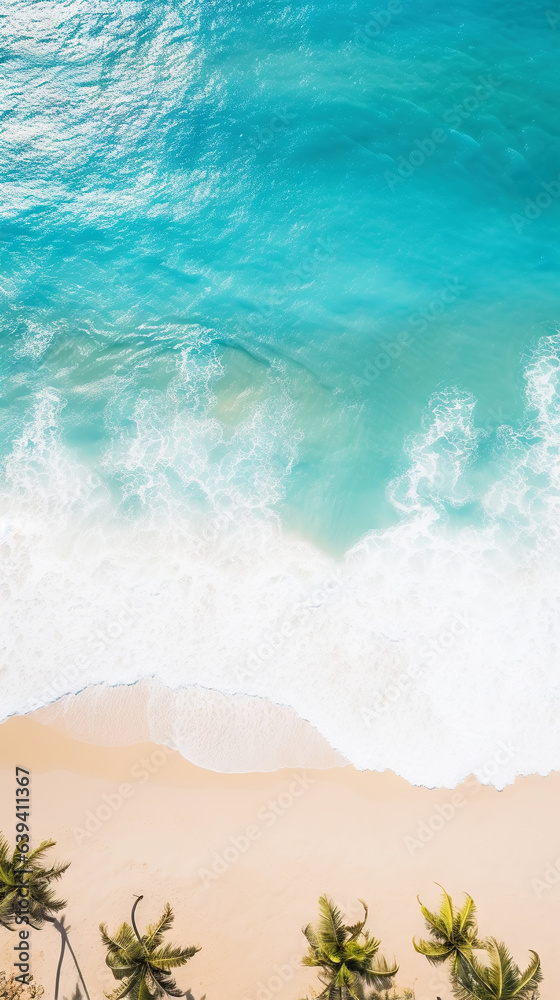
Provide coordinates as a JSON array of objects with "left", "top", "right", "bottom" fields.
[
  {"left": 144, "top": 904, "right": 175, "bottom": 950},
  {"left": 150, "top": 943, "right": 200, "bottom": 967},
  {"left": 347, "top": 901, "right": 368, "bottom": 941},
  {"left": 149, "top": 970, "right": 184, "bottom": 998},
  {"left": 318, "top": 896, "right": 347, "bottom": 951}
]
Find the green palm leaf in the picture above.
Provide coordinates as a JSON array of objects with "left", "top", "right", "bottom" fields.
[
  {"left": 347, "top": 901, "right": 369, "bottom": 941},
  {"left": 150, "top": 969, "right": 186, "bottom": 998},
  {"left": 456, "top": 896, "right": 477, "bottom": 936},
  {"left": 149, "top": 946, "right": 200, "bottom": 969},
  {"left": 319, "top": 895, "right": 347, "bottom": 951},
  {"left": 144, "top": 904, "right": 175, "bottom": 950}
]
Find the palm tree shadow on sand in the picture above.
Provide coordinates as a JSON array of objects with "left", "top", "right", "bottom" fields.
[{"left": 63, "top": 988, "right": 84, "bottom": 1000}]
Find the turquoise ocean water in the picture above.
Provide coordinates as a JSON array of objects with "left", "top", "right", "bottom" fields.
[{"left": 2, "top": 0, "right": 560, "bottom": 784}]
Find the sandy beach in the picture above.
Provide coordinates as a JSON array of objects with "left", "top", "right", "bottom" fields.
[{"left": 0, "top": 715, "right": 558, "bottom": 1000}]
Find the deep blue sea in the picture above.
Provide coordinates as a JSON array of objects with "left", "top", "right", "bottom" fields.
[{"left": 1, "top": 0, "right": 560, "bottom": 784}]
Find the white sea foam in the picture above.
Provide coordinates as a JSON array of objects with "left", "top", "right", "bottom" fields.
[{"left": 3, "top": 336, "right": 560, "bottom": 787}]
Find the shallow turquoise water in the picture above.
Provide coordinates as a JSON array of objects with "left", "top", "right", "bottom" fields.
[{"left": 2, "top": 0, "right": 559, "bottom": 549}]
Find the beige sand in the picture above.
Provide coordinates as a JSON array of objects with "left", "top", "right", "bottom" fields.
[{"left": 0, "top": 716, "right": 558, "bottom": 1000}]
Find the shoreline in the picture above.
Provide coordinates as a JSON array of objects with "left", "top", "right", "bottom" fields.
[
  {"left": 1, "top": 716, "right": 559, "bottom": 999},
  {"left": 4, "top": 677, "right": 543, "bottom": 789}
]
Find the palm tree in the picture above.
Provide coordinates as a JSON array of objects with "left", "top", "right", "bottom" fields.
[
  {"left": 414, "top": 888, "right": 542, "bottom": 1000},
  {"left": 452, "top": 940, "right": 542, "bottom": 1000},
  {"left": 413, "top": 886, "right": 484, "bottom": 976},
  {"left": 0, "top": 835, "right": 90, "bottom": 1000},
  {"left": 0, "top": 835, "right": 67, "bottom": 930},
  {"left": 301, "top": 895, "right": 399, "bottom": 1000},
  {"left": 100, "top": 895, "right": 205, "bottom": 1000}
]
